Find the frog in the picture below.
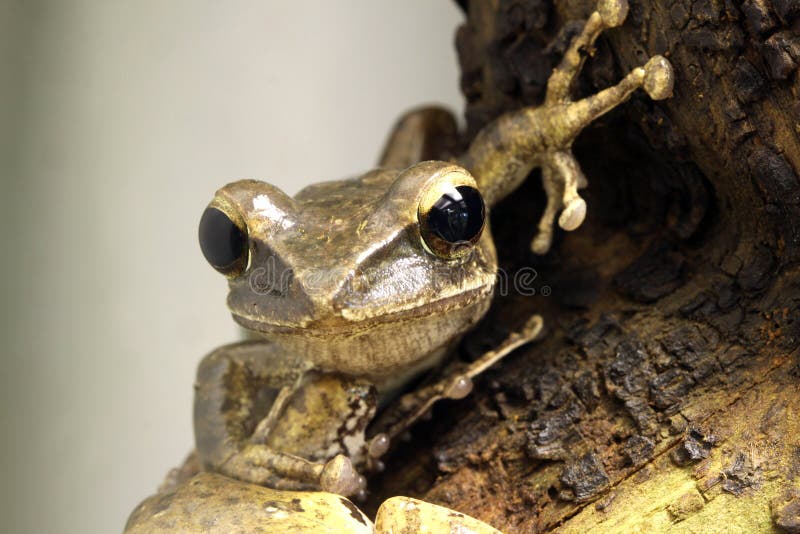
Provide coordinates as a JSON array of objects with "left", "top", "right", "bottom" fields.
[{"left": 126, "top": 0, "right": 673, "bottom": 531}]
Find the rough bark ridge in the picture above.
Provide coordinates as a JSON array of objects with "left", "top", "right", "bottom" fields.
[{"left": 366, "top": 1, "right": 800, "bottom": 532}]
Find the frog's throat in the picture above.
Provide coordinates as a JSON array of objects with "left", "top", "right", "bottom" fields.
[{"left": 229, "top": 287, "right": 494, "bottom": 379}]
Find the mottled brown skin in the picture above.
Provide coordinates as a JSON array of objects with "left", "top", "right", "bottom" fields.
[
  {"left": 195, "top": 163, "right": 501, "bottom": 498},
  {"left": 127, "top": 0, "right": 674, "bottom": 531}
]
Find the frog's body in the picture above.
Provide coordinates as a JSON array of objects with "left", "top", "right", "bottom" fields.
[
  {"left": 126, "top": 1, "right": 673, "bottom": 531},
  {"left": 193, "top": 161, "right": 501, "bottom": 496}
]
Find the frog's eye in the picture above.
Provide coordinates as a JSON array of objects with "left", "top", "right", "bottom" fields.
[
  {"left": 419, "top": 183, "right": 485, "bottom": 259},
  {"left": 199, "top": 205, "right": 248, "bottom": 276}
]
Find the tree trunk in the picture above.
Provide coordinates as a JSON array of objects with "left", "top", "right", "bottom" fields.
[{"left": 366, "top": 1, "right": 800, "bottom": 532}]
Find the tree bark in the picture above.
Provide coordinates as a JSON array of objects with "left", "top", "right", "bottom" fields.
[{"left": 366, "top": 1, "right": 800, "bottom": 532}]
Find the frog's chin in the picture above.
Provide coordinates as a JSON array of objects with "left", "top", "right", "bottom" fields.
[
  {"left": 230, "top": 284, "right": 493, "bottom": 337},
  {"left": 229, "top": 289, "right": 493, "bottom": 378}
]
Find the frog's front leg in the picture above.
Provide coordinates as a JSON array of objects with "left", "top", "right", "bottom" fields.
[
  {"left": 367, "top": 315, "right": 543, "bottom": 456},
  {"left": 194, "top": 340, "right": 364, "bottom": 496},
  {"left": 459, "top": 0, "right": 674, "bottom": 254}
]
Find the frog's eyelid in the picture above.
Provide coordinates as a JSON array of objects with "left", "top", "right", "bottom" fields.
[
  {"left": 252, "top": 194, "right": 296, "bottom": 230},
  {"left": 211, "top": 181, "right": 302, "bottom": 240},
  {"left": 384, "top": 161, "right": 470, "bottom": 201}
]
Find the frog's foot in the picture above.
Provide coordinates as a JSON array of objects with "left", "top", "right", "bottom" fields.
[
  {"left": 376, "top": 496, "right": 503, "bottom": 534},
  {"left": 221, "top": 444, "right": 362, "bottom": 497},
  {"left": 127, "top": 473, "right": 503, "bottom": 534},
  {"left": 532, "top": 153, "right": 587, "bottom": 255},
  {"left": 320, "top": 454, "right": 364, "bottom": 496},
  {"left": 531, "top": 0, "right": 674, "bottom": 254},
  {"left": 125, "top": 472, "right": 375, "bottom": 534},
  {"left": 370, "top": 315, "right": 544, "bottom": 447},
  {"left": 545, "top": 0, "right": 631, "bottom": 105}
]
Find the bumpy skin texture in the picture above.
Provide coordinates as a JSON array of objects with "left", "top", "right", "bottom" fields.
[{"left": 126, "top": 1, "right": 673, "bottom": 531}]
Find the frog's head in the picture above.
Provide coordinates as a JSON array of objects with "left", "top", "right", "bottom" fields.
[{"left": 198, "top": 161, "right": 497, "bottom": 379}]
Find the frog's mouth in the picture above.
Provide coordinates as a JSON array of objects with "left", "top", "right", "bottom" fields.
[
  {"left": 229, "top": 282, "right": 494, "bottom": 337},
  {"left": 230, "top": 283, "right": 494, "bottom": 379}
]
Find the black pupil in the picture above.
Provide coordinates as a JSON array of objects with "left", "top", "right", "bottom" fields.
[
  {"left": 199, "top": 207, "right": 245, "bottom": 271},
  {"left": 428, "top": 185, "right": 484, "bottom": 244}
]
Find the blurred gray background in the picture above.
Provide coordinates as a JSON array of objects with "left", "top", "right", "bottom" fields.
[{"left": 1, "top": 1, "right": 463, "bottom": 532}]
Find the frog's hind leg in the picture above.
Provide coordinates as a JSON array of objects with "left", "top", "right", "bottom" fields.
[
  {"left": 193, "top": 341, "right": 362, "bottom": 496},
  {"left": 565, "top": 55, "right": 675, "bottom": 124},
  {"left": 529, "top": 0, "right": 673, "bottom": 254},
  {"left": 221, "top": 443, "right": 361, "bottom": 496},
  {"left": 379, "top": 106, "right": 458, "bottom": 170},
  {"left": 530, "top": 0, "right": 628, "bottom": 254},
  {"left": 532, "top": 54, "right": 673, "bottom": 254},
  {"left": 545, "top": 0, "right": 630, "bottom": 105},
  {"left": 459, "top": 0, "right": 673, "bottom": 255}
]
